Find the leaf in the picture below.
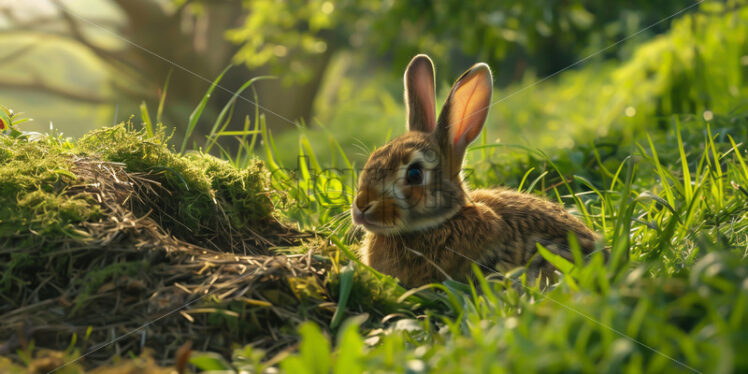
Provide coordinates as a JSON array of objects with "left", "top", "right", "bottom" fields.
[
  {"left": 189, "top": 351, "right": 234, "bottom": 371},
  {"left": 536, "top": 243, "right": 574, "bottom": 274},
  {"left": 211, "top": 76, "right": 273, "bottom": 138},
  {"left": 330, "top": 262, "right": 354, "bottom": 329},
  {"left": 299, "top": 322, "right": 331, "bottom": 374},
  {"left": 0, "top": 109, "right": 10, "bottom": 130},
  {"left": 728, "top": 135, "right": 748, "bottom": 181},
  {"left": 205, "top": 75, "right": 273, "bottom": 153},
  {"left": 280, "top": 356, "right": 310, "bottom": 374},
  {"left": 636, "top": 190, "right": 676, "bottom": 215},
  {"left": 536, "top": 243, "right": 579, "bottom": 291},
  {"left": 334, "top": 320, "right": 365, "bottom": 374}
]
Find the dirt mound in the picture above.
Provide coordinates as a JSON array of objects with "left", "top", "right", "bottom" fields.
[{"left": 0, "top": 125, "right": 347, "bottom": 369}]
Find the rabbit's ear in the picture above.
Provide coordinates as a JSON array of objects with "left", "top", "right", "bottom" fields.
[
  {"left": 404, "top": 54, "right": 437, "bottom": 133},
  {"left": 435, "top": 63, "right": 492, "bottom": 169}
]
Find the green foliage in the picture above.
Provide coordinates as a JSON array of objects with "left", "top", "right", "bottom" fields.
[
  {"left": 243, "top": 7, "right": 748, "bottom": 369},
  {"left": 228, "top": 0, "right": 340, "bottom": 83},
  {"left": 0, "top": 106, "right": 32, "bottom": 136},
  {"left": 190, "top": 351, "right": 234, "bottom": 371},
  {"left": 224, "top": 0, "right": 700, "bottom": 83},
  {"left": 273, "top": 5, "right": 747, "bottom": 170},
  {"left": 3, "top": 3, "right": 748, "bottom": 372},
  {"left": 281, "top": 323, "right": 333, "bottom": 374},
  {"left": 267, "top": 123, "right": 358, "bottom": 232},
  {"left": 182, "top": 65, "right": 231, "bottom": 153},
  {"left": 263, "top": 108, "right": 748, "bottom": 373}
]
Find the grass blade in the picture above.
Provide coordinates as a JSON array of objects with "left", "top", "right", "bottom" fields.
[
  {"left": 727, "top": 135, "right": 748, "bottom": 180},
  {"left": 156, "top": 69, "right": 172, "bottom": 124},
  {"left": 139, "top": 101, "right": 153, "bottom": 138},
  {"left": 330, "top": 263, "right": 354, "bottom": 329},
  {"left": 645, "top": 132, "right": 675, "bottom": 207},
  {"left": 181, "top": 65, "right": 231, "bottom": 153},
  {"left": 206, "top": 75, "right": 273, "bottom": 152},
  {"left": 675, "top": 119, "right": 693, "bottom": 202}
]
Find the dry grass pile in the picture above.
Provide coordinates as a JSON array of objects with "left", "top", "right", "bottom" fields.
[{"left": 0, "top": 125, "right": 370, "bottom": 370}]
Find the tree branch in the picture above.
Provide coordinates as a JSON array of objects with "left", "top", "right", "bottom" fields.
[
  {"left": 0, "top": 44, "right": 37, "bottom": 67},
  {"left": 111, "top": 0, "right": 170, "bottom": 29},
  {"left": 49, "top": 0, "right": 152, "bottom": 88},
  {"left": 0, "top": 77, "right": 111, "bottom": 104},
  {"left": 0, "top": 15, "right": 119, "bottom": 32},
  {"left": 50, "top": 0, "right": 103, "bottom": 52},
  {"left": 0, "top": 29, "right": 153, "bottom": 92}
]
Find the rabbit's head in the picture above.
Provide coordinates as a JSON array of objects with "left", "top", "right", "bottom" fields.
[{"left": 352, "top": 54, "right": 493, "bottom": 234}]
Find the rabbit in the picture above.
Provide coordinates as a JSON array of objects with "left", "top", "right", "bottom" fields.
[{"left": 350, "top": 54, "right": 601, "bottom": 288}]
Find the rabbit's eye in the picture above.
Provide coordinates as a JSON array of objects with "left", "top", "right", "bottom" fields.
[{"left": 406, "top": 163, "right": 423, "bottom": 185}]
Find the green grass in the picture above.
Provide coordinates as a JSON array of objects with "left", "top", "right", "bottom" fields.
[
  {"left": 169, "top": 7, "right": 748, "bottom": 372},
  {"left": 4, "top": 100, "right": 745, "bottom": 373},
  {"left": 190, "top": 8, "right": 748, "bottom": 370},
  {"left": 228, "top": 105, "right": 746, "bottom": 374},
  {"left": 159, "top": 51, "right": 747, "bottom": 371},
  {"left": 2, "top": 4, "right": 747, "bottom": 373}
]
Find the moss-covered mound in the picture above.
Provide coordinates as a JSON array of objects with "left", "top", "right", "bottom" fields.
[
  {"left": 1, "top": 124, "right": 279, "bottom": 252},
  {"left": 75, "top": 124, "right": 278, "bottom": 251},
  {"left": 0, "top": 124, "right": 350, "bottom": 368}
]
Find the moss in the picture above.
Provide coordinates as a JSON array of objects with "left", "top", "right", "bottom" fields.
[
  {"left": 0, "top": 123, "right": 274, "bottom": 249},
  {"left": 0, "top": 122, "right": 277, "bottom": 297},
  {"left": 0, "top": 122, "right": 345, "bottom": 368},
  {"left": 188, "top": 152, "right": 271, "bottom": 227},
  {"left": 76, "top": 123, "right": 273, "bottom": 240},
  {"left": 0, "top": 137, "right": 100, "bottom": 247}
]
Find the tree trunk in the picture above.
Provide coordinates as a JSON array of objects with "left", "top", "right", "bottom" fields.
[{"left": 253, "top": 47, "right": 335, "bottom": 133}]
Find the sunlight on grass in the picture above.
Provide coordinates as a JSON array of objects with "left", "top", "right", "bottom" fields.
[{"left": 1, "top": 3, "right": 747, "bottom": 373}]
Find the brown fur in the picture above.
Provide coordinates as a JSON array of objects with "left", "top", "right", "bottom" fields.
[
  {"left": 360, "top": 187, "right": 599, "bottom": 287},
  {"left": 353, "top": 55, "right": 601, "bottom": 287}
]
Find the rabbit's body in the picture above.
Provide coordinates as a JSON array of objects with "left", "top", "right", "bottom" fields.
[
  {"left": 361, "top": 188, "right": 598, "bottom": 287},
  {"left": 352, "top": 55, "right": 600, "bottom": 287}
]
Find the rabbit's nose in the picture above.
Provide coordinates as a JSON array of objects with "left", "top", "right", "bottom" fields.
[
  {"left": 352, "top": 195, "right": 375, "bottom": 225},
  {"left": 359, "top": 201, "right": 374, "bottom": 213},
  {"left": 355, "top": 195, "right": 374, "bottom": 213},
  {"left": 354, "top": 188, "right": 377, "bottom": 212}
]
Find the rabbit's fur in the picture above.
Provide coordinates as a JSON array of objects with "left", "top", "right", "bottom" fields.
[{"left": 351, "top": 55, "right": 599, "bottom": 287}]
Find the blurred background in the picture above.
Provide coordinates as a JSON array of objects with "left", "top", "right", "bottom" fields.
[{"left": 0, "top": 0, "right": 745, "bottom": 165}]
